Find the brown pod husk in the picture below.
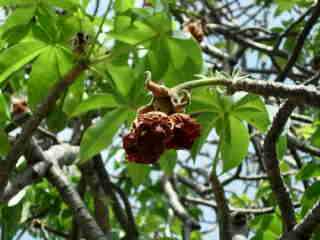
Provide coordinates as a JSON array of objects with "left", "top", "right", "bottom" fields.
[
  {"left": 166, "top": 113, "right": 201, "bottom": 150},
  {"left": 123, "top": 111, "right": 174, "bottom": 164}
]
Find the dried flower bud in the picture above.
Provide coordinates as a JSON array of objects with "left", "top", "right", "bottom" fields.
[
  {"left": 12, "top": 97, "right": 29, "bottom": 115},
  {"left": 123, "top": 112, "right": 174, "bottom": 164},
  {"left": 183, "top": 20, "right": 204, "bottom": 43},
  {"left": 166, "top": 113, "right": 201, "bottom": 149}
]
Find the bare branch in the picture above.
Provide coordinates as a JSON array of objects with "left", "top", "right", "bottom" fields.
[
  {"left": 162, "top": 175, "right": 200, "bottom": 240},
  {"left": 263, "top": 101, "right": 297, "bottom": 232},
  {"left": 0, "top": 62, "right": 87, "bottom": 193},
  {"left": 275, "top": 1, "right": 320, "bottom": 83}
]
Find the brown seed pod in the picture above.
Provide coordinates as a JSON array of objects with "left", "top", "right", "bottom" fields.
[
  {"left": 183, "top": 20, "right": 204, "bottom": 43},
  {"left": 12, "top": 96, "right": 29, "bottom": 115},
  {"left": 123, "top": 111, "right": 174, "bottom": 164},
  {"left": 166, "top": 113, "right": 201, "bottom": 150}
]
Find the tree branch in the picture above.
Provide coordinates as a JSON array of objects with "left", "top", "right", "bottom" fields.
[
  {"left": 28, "top": 139, "right": 108, "bottom": 240},
  {"left": 173, "top": 76, "right": 320, "bottom": 108},
  {"left": 162, "top": 175, "right": 200, "bottom": 240},
  {"left": 263, "top": 101, "right": 297, "bottom": 232},
  {"left": 275, "top": 1, "right": 320, "bottom": 83},
  {"left": 0, "top": 62, "right": 87, "bottom": 193},
  {"left": 0, "top": 144, "right": 79, "bottom": 203},
  {"left": 92, "top": 155, "right": 139, "bottom": 240}
]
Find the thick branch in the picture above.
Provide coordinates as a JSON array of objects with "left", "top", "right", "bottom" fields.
[
  {"left": 173, "top": 77, "right": 320, "bottom": 108},
  {"left": 283, "top": 201, "right": 320, "bottom": 240},
  {"left": 48, "top": 165, "right": 108, "bottom": 240},
  {"left": 263, "top": 101, "right": 297, "bottom": 232},
  {"left": 0, "top": 62, "right": 87, "bottom": 193},
  {"left": 0, "top": 144, "right": 79, "bottom": 203},
  {"left": 28, "top": 140, "right": 108, "bottom": 240},
  {"left": 210, "top": 171, "right": 232, "bottom": 240}
]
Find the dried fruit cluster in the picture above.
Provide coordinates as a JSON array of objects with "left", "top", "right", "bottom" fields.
[{"left": 123, "top": 111, "right": 200, "bottom": 164}]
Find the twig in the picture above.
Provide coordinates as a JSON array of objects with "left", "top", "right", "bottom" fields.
[
  {"left": 275, "top": 1, "right": 320, "bottom": 83},
  {"left": 93, "top": 155, "right": 139, "bottom": 240},
  {"left": 288, "top": 134, "right": 320, "bottom": 157},
  {"left": 162, "top": 175, "right": 200, "bottom": 239}
]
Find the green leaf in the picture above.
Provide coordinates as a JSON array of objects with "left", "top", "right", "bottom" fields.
[
  {"left": 114, "top": 16, "right": 132, "bottom": 32},
  {"left": 276, "top": 135, "right": 287, "bottom": 160},
  {"left": 311, "top": 126, "right": 320, "bottom": 148},
  {"left": 80, "top": 108, "right": 129, "bottom": 163},
  {"left": 251, "top": 214, "right": 281, "bottom": 240},
  {"left": 47, "top": 107, "right": 68, "bottom": 132},
  {"left": 63, "top": 77, "right": 84, "bottom": 116},
  {"left": 191, "top": 112, "right": 218, "bottom": 159},
  {"left": 0, "top": 130, "right": 10, "bottom": 156},
  {"left": 109, "top": 21, "right": 157, "bottom": 45},
  {"left": 70, "top": 94, "right": 120, "bottom": 117},
  {"left": 127, "top": 162, "right": 151, "bottom": 186},
  {"left": 0, "top": 40, "right": 47, "bottom": 83},
  {"left": 159, "top": 150, "right": 177, "bottom": 175},
  {"left": 1, "top": 5, "right": 36, "bottom": 33},
  {"left": 0, "top": 90, "right": 10, "bottom": 126},
  {"left": 147, "top": 36, "right": 170, "bottom": 80},
  {"left": 188, "top": 87, "right": 222, "bottom": 113},
  {"left": 28, "top": 46, "right": 74, "bottom": 110},
  {"left": 0, "top": 204, "right": 23, "bottom": 240},
  {"left": 275, "top": 0, "right": 297, "bottom": 11},
  {"left": 144, "top": 13, "right": 172, "bottom": 34},
  {"left": 301, "top": 181, "right": 320, "bottom": 216},
  {"left": 164, "top": 37, "right": 203, "bottom": 86},
  {"left": 296, "top": 163, "right": 320, "bottom": 180},
  {"left": 46, "top": 0, "right": 79, "bottom": 10},
  {"left": 220, "top": 116, "right": 249, "bottom": 171},
  {"left": 114, "top": 0, "right": 134, "bottom": 12},
  {"left": 167, "top": 38, "right": 188, "bottom": 69},
  {"left": 28, "top": 46, "right": 59, "bottom": 110},
  {"left": 0, "top": 0, "right": 36, "bottom": 6},
  {"left": 232, "top": 93, "right": 270, "bottom": 132},
  {"left": 107, "top": 63, "right": 136, "bottom": 98}
]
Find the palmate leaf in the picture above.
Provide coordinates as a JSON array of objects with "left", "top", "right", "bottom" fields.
[
  {"left": 127, "top": 162, "right": 151, "bottom": 186},
  {"left": 28, "top": 45, "right": 74, "bottom": 110},
  {"left": 0, "top": 90, "right": 10, "bottom": 126},
  {"left": 218, "top": 115, "right": 250, "bottom": 172},
  {"left": 108, "top": 21, "right": 157, "bottom": 45},
  {"left": 46, "top": 0, "right": 79, "bottom": 10},
  {"left": 114, "top": 0, "right": 134, "bottom": 13},
  {"left": 232, "top": 93, "right": 270, "bottom": 132},
  {"left": 107, "top": 63, "right": 136, "bottom": 98},
  {"left": 191, "top": 112, "right": 219, "bottom": 159},
  {"left": 0, "top": 40, "right": 48, "bottom": 83},
  {"left": 1, "top": 5, "right": 36, "bottom": 34},
  {"left": 164, "top": 37, "right": 203, "bottom": 87},
  {"left": 70, "top": 94, "right": 121, "bottom": 117},
  {"left": 80, "top": 108, "right": 131, "bottom": 163},
  {"left": 0, "top": 0, "right": 36, "bottom": 6},
  {"left": 147, "top": 36, "right": 170, "bottom": 80}
]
